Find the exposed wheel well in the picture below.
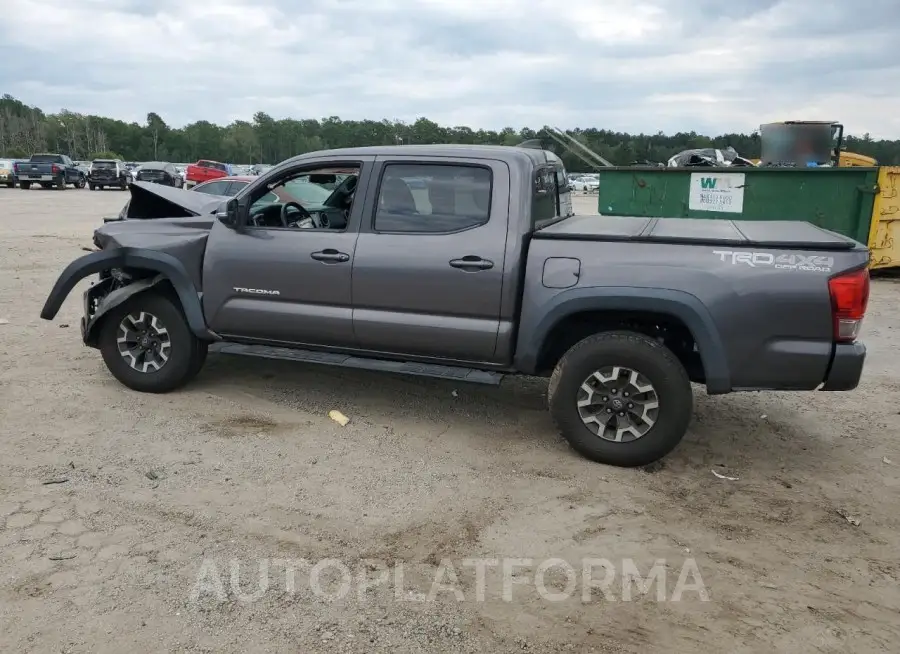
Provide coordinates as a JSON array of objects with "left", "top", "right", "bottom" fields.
[
  {"left": 535, "top": 310, "right": 705, "bottom": 383},
  {"left": 86, "top": 270, "right": 187, "bottom": 347}
]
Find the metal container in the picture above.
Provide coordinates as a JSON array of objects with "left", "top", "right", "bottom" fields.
[{"left": 597, "top": 167, "right": 880, "bottom": 245}]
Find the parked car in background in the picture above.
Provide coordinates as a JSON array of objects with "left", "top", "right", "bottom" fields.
[
  {"left": 133, "top": 162, "right": 182, "bottom": 187},
  {"left": 570, "top": 176, "right": 600, "bottom": 192},
  {"left": 191, "top": 176, "right": 254, "bottom": 197},
  {"left": 88, "top": 159, "right": 131, "bottom": 191},
  {"left": 0, "top": 159, "right": 17, "bottom": 187},
  {"left": 249, "top": 164, "right": 273, "bottom": 176},
  {"left": 14, "top": 153, "right": 86, "bottom": 189},
  {"left": 185, "top": 159, "right": 231, "bottom": 188}
]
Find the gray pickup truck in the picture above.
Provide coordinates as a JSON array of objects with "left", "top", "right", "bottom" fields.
[
  {"left": 41, "top": 145, "right": 870, "bottom": 467},
  {"left": 15, "top": 153, "right": 87, "bottom": 189}
]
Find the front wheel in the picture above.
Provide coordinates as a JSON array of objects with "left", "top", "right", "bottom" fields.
[
  {"left": 548, "top": 331, "right": 693, "bottom": 467},
  {"left": 75, "top": 175, "right": 86, "bottom": 189},
  {"left": 98, "top": 293, "right": 205, "bottom": 393}
]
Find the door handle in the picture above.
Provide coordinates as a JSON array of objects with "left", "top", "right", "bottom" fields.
[
  {"left": 449, "top": 256, "right": 494, "bottom": 271},
  {"left": 310, "top": 249, "right": 350, "bottom": 263}
]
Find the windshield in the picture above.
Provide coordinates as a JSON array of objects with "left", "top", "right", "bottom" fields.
[
  {"left": 31, "top": 154, "right": 63, "bottom": 163},
  {"left": 282, "top": 178, "right": 333, "bottom": 205},
  {"left": 92, "top": 161, "right": 117, "bottom": 169}
]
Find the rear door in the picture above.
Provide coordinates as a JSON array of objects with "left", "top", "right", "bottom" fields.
[{"left": 351, "top": 156, "right": 510, "bottom": 362}]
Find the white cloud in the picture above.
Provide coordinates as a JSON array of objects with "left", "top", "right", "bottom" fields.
[{"left": 1, "top": 0, "right": 898, "bottom": 137}]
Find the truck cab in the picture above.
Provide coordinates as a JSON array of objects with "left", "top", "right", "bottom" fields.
[{"left": 185, "top": 160, "right": 231, "bottom": 188}]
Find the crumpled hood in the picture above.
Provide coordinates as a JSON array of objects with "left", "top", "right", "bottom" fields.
[
  {"left": 94, "top": 218, "right": 212, "bottom": 250},
  {"left": 116, "top": 180, "right": 228, "bottom": 220},
  {"left": 93, "top": 218, "right": 212, "bottom": 291}
]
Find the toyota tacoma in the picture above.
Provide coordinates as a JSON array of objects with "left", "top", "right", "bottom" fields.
[{"left": 40, "top": 145, "right": 869, "bottom": 467}]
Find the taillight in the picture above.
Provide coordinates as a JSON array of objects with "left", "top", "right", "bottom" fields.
[
  {"left": 51, "top": 164, "right": 60, "bottom": 174},
  {"left": 828, "top": 268, "right": 869, "bottom": 342}
]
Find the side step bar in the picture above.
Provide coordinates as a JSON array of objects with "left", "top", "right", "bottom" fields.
[{"left": 209, "top": 342, "right": 505, "bottom": 385}]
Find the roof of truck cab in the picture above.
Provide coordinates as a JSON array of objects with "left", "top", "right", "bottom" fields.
[{"left": 283, "top": 144, "right": 556, "bottom": 165}]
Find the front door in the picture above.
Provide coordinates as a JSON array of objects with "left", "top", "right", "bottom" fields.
[
  {"left": 351, "top": 157, "right": 510, "bottom": 363},
  {"left": 201, "top": 159, "right": 372, "bottom": 347}
]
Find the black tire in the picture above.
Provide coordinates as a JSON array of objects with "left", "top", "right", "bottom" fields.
[
  {"left": 40, "top": 182, "right": 52, "bottom": 189},
  {"left": 20, "top": 181, "right": 31, "bottom": 190},
  {"left": 5, "top": 180, "right": 13, "bottom": 188},
  {"left": 89, "top": 183, "right": 96, "bottom": 190},
  {"left": 75, "top": 175, "right": 86, "bottom": 189},
  {"left": 548, "top": 331, "right": 693, "bottom": 467},
  {"left": 120, "top": 179, "right": 127, "bottom": 190},
  {"left": 189, "top": 341, "right": 209, "bottom": 379},
  {"left": 98, "top": 293, "right": 203, "bottom": 393},
  {"left": 99, "top": 185, "right": 105, "bottom": 190}
]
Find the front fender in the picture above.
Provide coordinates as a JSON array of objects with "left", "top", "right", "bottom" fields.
[
  {"left": 40, "top": 247, "right": 213, "bottom": 340},
  {"left": 514, "top": 286, "right": 732, "bottom": 394}
]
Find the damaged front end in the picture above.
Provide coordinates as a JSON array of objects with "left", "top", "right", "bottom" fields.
[
  {"left": 103, "top": 180, "right": 228, "bottom": 224},
  {"left": 42, "top": 181, "right": 221, "bottom": 346}
]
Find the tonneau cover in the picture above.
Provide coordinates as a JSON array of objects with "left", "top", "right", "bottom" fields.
[{"left": 534, "top": 215, "right": 859, "bottom": 251}]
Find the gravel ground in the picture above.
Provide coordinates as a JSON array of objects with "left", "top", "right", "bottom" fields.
[{"left": 1, "top": 188, "right": 899, "bottom": 653}]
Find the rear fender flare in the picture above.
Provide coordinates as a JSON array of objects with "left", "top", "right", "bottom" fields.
[
  {"left": 514, "top": 287, "right": 732, "bottom": 394},
  {"left": 40, "top": 247, "right": 212, "bottom": 340}
]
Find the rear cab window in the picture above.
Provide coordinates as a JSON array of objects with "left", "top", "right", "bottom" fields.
[
  {"left": 30, "top": 154, "right": 64, "bottom": 163},
  {"left": 532, "top": 155, "right": 574, "bottom": 226},
  {"left": 373, "top": 163, "right": 492, "bottom": 233}
]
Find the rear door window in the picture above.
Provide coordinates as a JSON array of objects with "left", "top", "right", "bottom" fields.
[
  {"left": 195, "top": 181, "right": 228, "bottom": 195},
  {"left": 373, "top": 163, "right": 492, "bottom": 233},
  {"left": 225, "top": 180, "right": 250, "bottom": 195}
]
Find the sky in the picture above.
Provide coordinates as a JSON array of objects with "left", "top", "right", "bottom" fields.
[{"left": 2, "top": 0, "right": 899, "bottom": 137}]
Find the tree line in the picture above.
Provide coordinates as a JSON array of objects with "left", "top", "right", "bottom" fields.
[{"left": 1, "top": 94, "right": 898, "bottom": 169}]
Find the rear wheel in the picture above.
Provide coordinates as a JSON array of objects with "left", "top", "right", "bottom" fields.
[
  {"left": 99, "top": 185, "right": 105, "bottom": 190},
  {"left": 89, "top": 183, "right": 96, "bottom": 190},
  {"left": 548, "top": 331, "right": 693, "bottom": 467},
  {"left": 56, "top": 175, "right": 66, "bottom": 190},
  {"left": 5, "top": 180, "right": 13, "bottom": 188},
  {"left": 120, "top": 179, "right": 128, "bottom": 190},
  {"left": 40, "top": 182, "right": 52, "bottom": 189},
  {"left": 20, "top": 181, "right": 31, "bottom": 190},
  {"left": 75, "top": 175, "right": 86, "bottom": 189},
  {"left": 98, "top": 293, "right": 204, "bottom": 393}
]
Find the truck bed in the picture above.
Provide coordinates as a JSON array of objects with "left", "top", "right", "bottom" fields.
[{"left": 535, "top": 215, "right": 859, "bottom": 251}]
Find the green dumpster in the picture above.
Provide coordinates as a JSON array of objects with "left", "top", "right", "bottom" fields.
[{"left": 596, "top": 167, "right": 880, "bottom": 245}]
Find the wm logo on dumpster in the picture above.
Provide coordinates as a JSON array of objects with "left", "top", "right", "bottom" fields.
[{"left": 700, "top": 177, "right": 718, "bottom": 189}]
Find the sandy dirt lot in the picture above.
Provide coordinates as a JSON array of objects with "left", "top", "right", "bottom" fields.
[{"left": 1, "top": 188, "right": 899, "bottom": 653}]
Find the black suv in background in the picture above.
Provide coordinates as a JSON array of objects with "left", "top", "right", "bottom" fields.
[
  {"left": 88, "top": 159, "right": 130, "bottom": 191},
  {"left": 134, "top": 162, "right": 182, "bottom": 187}
]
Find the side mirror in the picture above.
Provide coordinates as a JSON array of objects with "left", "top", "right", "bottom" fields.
[{"left": 217, "top": 198, "right": 241, "bottom": 229}]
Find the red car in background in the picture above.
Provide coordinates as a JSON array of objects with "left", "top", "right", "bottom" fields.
[{"left": 184, "top": 159, "right": 232, "bottom": 188}]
